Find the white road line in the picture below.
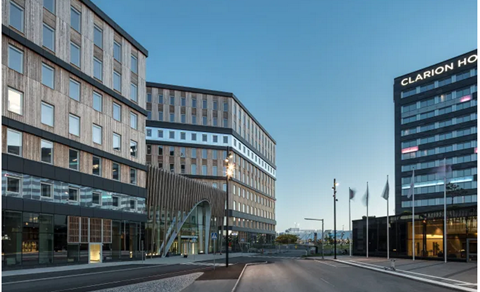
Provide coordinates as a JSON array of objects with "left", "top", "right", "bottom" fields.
[{"left": 314, "top": 260, "right": 338, "bottom": 268}]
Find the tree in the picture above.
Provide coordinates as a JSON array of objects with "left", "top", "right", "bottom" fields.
[
  {"left": 275, "top": 234, "right": 299, "bottom": 244},
  {"left": 446, "top": 183, "right": 467, "bottom": 208}
]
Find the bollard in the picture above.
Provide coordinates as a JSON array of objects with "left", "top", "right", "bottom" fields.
[{"left": 390, "top": 259, "right": 396, "bottom": 271}]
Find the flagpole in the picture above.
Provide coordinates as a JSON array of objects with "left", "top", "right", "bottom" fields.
[
  {"left": 387, "top": 175, "right": 389, "bottom": 260},
  {"left": 412, "top": 169, "right": 415, "bottom": 261},
  {"left": 349, "top": 195, "right": 352, "bottom": 257},
  {"left": 443, "top": 158, "right": 447, "bottom": 263},
  {"left": 366, "top": 182, "right": 369, "bottom": 258}
]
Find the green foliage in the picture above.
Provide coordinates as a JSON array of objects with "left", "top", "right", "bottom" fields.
[{"left": 275, "top": 234, "right": 299, "bottom": 244}]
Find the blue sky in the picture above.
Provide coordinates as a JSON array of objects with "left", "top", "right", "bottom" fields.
[{"left": 94, "top": 0, "right": 477, "bottom": 232}]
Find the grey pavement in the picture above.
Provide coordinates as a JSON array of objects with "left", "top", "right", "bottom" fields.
[
  {"left": 182, "top": 279, "right": 237, "bottom": 292},
  {"left": 236, "top": 259, "right": 460, "bottom": 292}
]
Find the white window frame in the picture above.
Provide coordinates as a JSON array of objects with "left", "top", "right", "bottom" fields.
[
  {"left": 70, "top": 6, "right": 81, "bottom": 33},
  {"left": 69, "top": 149, "right": 79, "bottom": 171},
  {"left": 130, "top": 140, "right": 137, "bottom": 157},
  {"left": 7, "top": 129, "right": 22, "bottom": 157},
  {"left": 41, "top": 63, "right": 55, "bottom": 89},
  {"left": 130, "top": 83, "right": 138, "bottom": 102},
  {"left": 112, "top": 195, "right": 120, "bottom": 208},
  {"left": 130, "top": 168, "right": 137, "bottom": 185},
  {"left": 40, "top": 182, "right": 53, "bottom": 199},
  {"left": 9, "top": 1, "right": 24, "bottom": 32},
  {"left": 92, "top": 124, "right": 102, "bottom": 144},
  {"left": 42, "top": 23, "right": 55, "bottom": 52},
  {"left": 113, "top": 71, "right": 121, "bottom": 92},
  {"left": 113, "top": 102, "right": 121, "bottom": 121},
  {"left": 68, "top": 187, "right": 79, "bottom": 202},
  {"left": 8, "top": 45, "right": 24, "bottom": 74},
  {"left": 93, "top": 57, "right": 103, "bottom": 81},
  {"left": 41, "top": 102, "right": 54, "bottom": 127},
  {"left": 94, "top": 24, "right": 103, "bottom": 49},
  {"left": 7, "top": 87, "right": 23, "bottom": 115},
  {"left": 40, "top": 139, "right": 54, "bottom": 164},
  {"left": 130, "top": 112, "right": 138, "bottom": 129},
  {"left": 92, "top": 192, "right": 102, "bottom": 206},
  {"left": 112, "top": 163, "right": 121, "bottom": 181},
  {"left": 6, "top": 175, "right": 22, "bottom": 195},
  {"left": 68, "top": 114, "right": 80, "bottom": 136},
  {"left": 131, "top": 55, "right": 138, "bottom": 74},
  {"left": 129, "top": 199, "right": 137, "bottom": 210},
  {"left": 69, "top": 79, "right": 80, "bottom": 101},
  {"left": 93, "top": 91, "right": 103, "bottom": 112},
  {"left": 113, "top": 41, "right": 122, "bottom": 62},
  {"left": 92, "top": 156, "right": 102, "bottom": 176},
  {"left": 70, "top": 42, "right": 81, "bottom": 67},
  {"left": 113, "top": 133, "right": 121, "bottom": 151},
  {"left": 43, "top": 0, "right": 55, "bottom": 14}
]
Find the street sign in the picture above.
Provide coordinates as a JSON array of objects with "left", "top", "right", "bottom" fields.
[{"left": 211, "top": 232, "right": 217, "bottom": 240}]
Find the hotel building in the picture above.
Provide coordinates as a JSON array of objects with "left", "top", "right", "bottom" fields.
[
  {"left": 145, "top": 83, "right": 277, "bottom": 248},
  {"left": 2, "top": 0, "right": 148, "bottom": 267}
]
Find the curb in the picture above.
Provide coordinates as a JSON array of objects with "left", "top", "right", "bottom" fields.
[
  {"left": 231, "top": 261, "right": 268, "bottom": 292},
  {"left": 334, "top": 259, "right": 477, "bottom": 292}
]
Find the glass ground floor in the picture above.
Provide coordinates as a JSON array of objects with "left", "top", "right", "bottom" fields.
[
  {"left": 2, "top": 210, "right": 145, "bottom": 269},
  {"left": 352, "top": 206, "right": 477, "bottom": 261}
]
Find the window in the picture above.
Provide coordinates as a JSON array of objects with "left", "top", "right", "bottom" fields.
[
  {"left": 94, "top": 25, "right": 103, "bottom": 48},
  {"left": 70, "top": 42, "right": 80, "bottom": 67},
  {"left": 213, "top": 117, "right": 218, "bottom": 126},
  {"left": 147, "top": 93, "right": 152, "bottom": 102},
  {"left": 93, "top": 92, "right": 102, "bottom": 112},
  {"left": 131, "top": 55, "right": 138, "bottom": 74},
  {"left": 158, "top": 95, "right": 163, "bottom": 104},
  {"left": 68, "top": 187, "right": 79, "bottom": 201},
  {"left": 71, "top": 7, "right": 81, "bottom": 32},
  {"left": 69, "top": 79, "right": 80, "bottom": 101},
  {"left": 180, "top": 147, "right": 186, "bottom": 157},
  {"left": 213, "top": 166, "right": 218, "bottom": 176},
  {"left": 213, "top": 135, "right": 218, "bottom": 143},
  {"left": 94, "top": 58, "right": 103, "bottom": 81},
  {"left": 130, "top": 83, "right": 137, "bottom": 102},
  {"left": 7, "top": 129, "right": 22, "bottom": 156},
  {"left": 113, "top": 103, "right": 121, "bottom": 121},
  {"left": 69, "top": 114, "right": 80, "bottom": 136},
  {"left": 112, "top": 196, "right": 119, "bottom": 207},
  {"left": 130, "top": 168, "right": 137, "bottom": 184},
  {"left": 69, "top": 149, "right": 79, "bottom": 170},
  {"left": 158, "top": 111, "right": 163, "bottom": 121},
  {"left": 8, "top": 45, "right": 23, "bottom": 73},
  {"left": 170, "top": 96, "right": 175, "bottom": 105},
  {"left": 223, "top": 119, "right": 228, "bottom": 128},
  {"left": 41, "top": 102, "right": 54, "bottom": 127},
  {"left": 181, "top": 132, "right": 186, "bottom": 140},
  {"left": 212, "top": 183, "right": 218, "bottom": 188},
  {"left": 202, "top": 149, "right": 207, "bottom": 159},
  {"left": 7, "top": 176, "right": 21, "bottom": 194},
  {"left": 224, "top": 102, "right": 228, "bottom": 111},
  {"left": 130, "top": 200, "right": 136, "bottom": 209},
  {"left": 181, "top": 164, "right": 186, "bottom": 174},
  {"left": 203, "top": 99, "right": 207, "bottom": 109},
  {"left": 213, "top": 101, "right": 218, "bottom": 110},
  {"left": 223, "top": 136, "right": 228, "bottom": 144},
  {"left": 92, "top": 124, "right": 102, "bottom": 144},
  {"left": 41, "top": 183, "right": 53, "bottom": 198},
  {"left": 130, "top": 112, "right": 138, "bottom": 129},
  {"left": 170, "top": 146, "right": 175, "bottom": 156},
  {"left": 181, "top": 97, "right": 186, "bottom": 106},
  {"left": 41, "top": 140, "right": 53, "bottom": 163},
  {"left": 7, "top": 87, "right": 23, "bottom": 115},
  {"left": 92, "top": 156, "right": 101, "bottom": 176},
  {"left": 146, "top": 129, "right": 151, "bottom": 137},
  {"left": 9, "top": 1, "right": 24, "bottom": 32},
  {"left": 191, "top": 164, "right": 197, "bottom": 175},
  {"left": 92, "top": 193, "right": 101, "bottom": 205},
  {"left": 43, "top": 24, "right": 55, "bottom": 52},
  {"left": 113, "top": 71, "right": 121, "bottom": 92},
  {"left": 192, "top": 133, "right": 197, "bottom": 141},
  {"left": 192, "top": 98, "right": 197, "bottom": 108},
  {"left": 112, "top": 163, "right": 120, "bottom": 180},
  {"left": 202, "top": 134, "right": 207, "bottom": 142},
  {"left": 170, "top": 164, "right": 174, "bottom": 172},
  {"left": 169, "top": 131, "right": 175, "bottom": 139},
  {"left": 158, "top": 146, "right": 163, "bottom": 155},
  {"left": 181, "top": 114, "right": 186, "bottom": 123},
  {"left": 192, "top": 115, "right": 197, "bottom": 124},
  {"left": 130, "top": 140, "right": 137, "bottom": 157},
  {"left": 213, "top": 150, "right": 217, "bottom": 160},
  {"left": 191, "top": 148, "right": 197, "bottom": 158},
  {"left": 113, "top": 133, "right": 121, "bottom": 151},
  {"left": 202, "top": 116, "right": 207, "bottom": 125},
  {"left": 202, "top": 165, "right": 207, "bottom": 175},
  {"left": 158, "top": 130, "right": 163, "bottom": 138},
  {"left": 113, "top": 41, "right": 122, "bottom": 62},
  {"left": 42, "top": 63, "right": 55, "bottom": 88}
]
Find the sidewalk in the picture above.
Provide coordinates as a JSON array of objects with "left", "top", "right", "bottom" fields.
[{"left": 2, "top": 253, "right": 250, "bottom": 277}]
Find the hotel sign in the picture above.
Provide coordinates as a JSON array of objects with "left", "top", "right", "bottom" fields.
[{"left": 401, "top": 54, "right": 477, "bottom": 86}]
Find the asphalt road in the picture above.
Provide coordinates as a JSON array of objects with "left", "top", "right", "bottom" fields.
[
  {"left": 1, "top": 251, "right": 303, "bottom": 292},
  {"left": 236, "top": 259, "right": 457, "bottom": 292}
]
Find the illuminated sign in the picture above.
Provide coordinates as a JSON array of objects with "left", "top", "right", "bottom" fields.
[
  {"left": 401, "top": 146, "right": 418, "bottom": 154},
  {"left": 401, "top": 54, "right": 477, "bottom": 86},
  {"left": 460, "top": 95, "right": 472, "bottom": 102}
]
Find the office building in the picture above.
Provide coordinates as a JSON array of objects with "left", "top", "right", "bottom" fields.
[
  {"left": 2, "top": 0, "right": 148, "bottom": 267},
  {"left": 145, "top": 83, "right": 277, "bottom": 248}
]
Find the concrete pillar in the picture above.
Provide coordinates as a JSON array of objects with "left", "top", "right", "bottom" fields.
[
  {"left": 204, "top": 204, "right": 212, "bottom": 255},
  {"left": 198, "top": 206, "right": 204, "bottom": 254}
]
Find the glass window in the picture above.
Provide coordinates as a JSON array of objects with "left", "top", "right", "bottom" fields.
[
  {"left": 42, "top": 63, "right": 55, "bottom": 89},
  {"left": 202, "top": 134, "right": 207, "bottom": 142},
  {"left": 93, "top": 92, "right": 102, "bottom": 112},
  {"left": 7, "top": 87, "right": 23, "bottom": 115},
  {"left": 170, "top": 96, "right": 175, "bottom": 105},
  {"left": 113, "top": 133, "right": 121, "bottom": 151},
  {"left": 170, "top": 164, "right": 174, "bottom": 172},
  {"left": 147, "top": 111, "right": 151, "bottom": 119},
  {"left": 158, "top": 146, "right": 163, "bottom": 155},
  {"left": 203, "top": 116, "right": 207, "bottom": 125},
  {"left": 7, "top": 176, "right": 21, "bottom": 194},
  {"left": 181, "top": 114, "right": 186, "bottom": 123},
  {"left": 41, "top": 183, "right": 53, "bottom": 198},
  {"left": 9, "top": 1, "right": 24, "bottom": 32},
  {"left": 68, "top": 187, "right": 79, "bottom": 201},
  {"left": 70, "top": 42, "right": 80, "bottom": 67},
  {"left": 131, "top": 55, "right": 138, "bottom": 74},
  {"left": 203, "top": 99, "right": 207, "bottom": 109},
  {"left": 92, "top": 156, "right": 101, "bottom": 176},
  {"left": 130, "top": 168, "right": 137, "bottom": 184},
  {"left": 41, "top": 140, "right": 53, "bottom": 163},
  {"left": 181, "top": 97, "right": 186, "bottom": 106},
  {"left": 68, "top": 79, "right": 81, "bottom": 101},
  {"left": 213, "top": 117, "right": 218, "bottom": 126},
  {"left": 191, "top": 133, "right": 197, "bottom": 141},
  {"left": 213, "top": 150, "right": 217, "bottom": 160},
  {"left": 41, "top": 102, "right": 54, "bottom": 127},
  {"left": 7, "top": 129, "right": 22, "bottom": 156},
  {"left": 158, "top": 111, "right": 163, "bottom": 121},
  {"left": 224, "top": 102, "right": 228, "bottom": 111},
  {"left": 169, "top": 131, "right": 175, "bottom": 139},
  {"left": 223, "top": 136, "right": 228, "bottom": 144},
  {"left": 130, "top": 140, "right": 137, "bottom": 157},
  {"left": 70, "top": 7, "right": 81, "bottom": 32},
  {"left": 130, "top": 200, "right": 136, "bottom": 209},
  {"left": 180, "top": 132, "right": 186, "bottom": 140},
  {"left": 147, "top": 93, "right": 152, "bottom": 102},
  {"left": 213, "top": 101, "right": 218, "bottom": 110},
  {"left": 191, "top": 148, "right": 196, "bottom": 158},
  {"left": 69, "top": 149, "right": 79, "bottom": 170},
  {"left": 92, "top": 193, "right": 101, "bottom": 205},
  {"left": 146, "top": 129, "right": 151, "bottom": 137},
  {"left": 113, "top": 41, "right": 122, "bottom": 62},
  {"left": 113, "top": 103, "right": 121, "bottom": 121},
  {"left": 112, "top": 196, "right": 119, "bottom": 207},
  {"left": 213, "top": 135, "right": 218, "bottom": 143},
  {"left": 158, "top": 95, "right": 163, "bottom": 104},
  {"left": 158, "top": 130, "right": 163, "bottom": 138},
  {"left": 202, "top": 149, "right": 207, "bottom": 159},
  {"left": 112, "top": 163, "right": 120, "bottom": 180},
  {"left": 92, "top": 124, "right": 102, "bottom": 144},
  {"left": 130, "top": 112, "right": 138, "bottom": 129},
  {"left": 43, "top": 24, "right": 55, "bottom": 51},
  {"left": 223, "top": 118, "right": 228, "bottom": 128},
  {"left": 202, "top": 165, "right": 207, "bottom": 175},
  {"left": 192, "top": 98, "right": 197, "bottom": 108},
  {"left": 191, "top": 164, "right": 197, "bottom": 175},
  {"left": 130, "top": 83, "right": 137, "bottom": 102},
  {"left": 169, "top": 146, "right": 174, "bottom": 156},
  {"left": 192, "top": 115, "right": 197, "bottom": 124},
  {"left": 113, "top": 71, "right": 121, "bottom": 92},
  {"left": 94, "top": 58, "right": 103, "bottom": 81},
  {"left": 68, "top": 114, "right": 80, "bottom": 136},
  {"left": 94, "top": 25, "right": 103, "bottom": 48},
  {"left": 8, "top": 45, "right": 23, "bottom": 73},
  {"left": 213, "top": 166, "right": 218, "bottom": 176}
]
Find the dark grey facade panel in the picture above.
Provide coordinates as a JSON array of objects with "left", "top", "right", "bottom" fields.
[
  {"left": 3, "top": 117, "right": 148, "bottom": 171},
  {"left": 230, "top": 210, "right": 276, "bottom": 225},
  {"left": 2, "top": 26, "right": 148, "bottom": 116},
  {"left": 3, "top": 154, "right": 147, "bottom": 198}
]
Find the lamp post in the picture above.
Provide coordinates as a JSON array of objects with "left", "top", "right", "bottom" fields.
[
  {"left": 332, "top": 179, "right": 338, "bottom": 259},
  {"left": 305, "top": 218, "right": 324, "bottom": 259},
  {"left": 224, "top": 147, "right": 235, "bottom": 268}
]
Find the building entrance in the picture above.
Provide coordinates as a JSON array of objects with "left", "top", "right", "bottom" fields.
[
  {"left": 467, "top": 239, "right": 477, "bottom": 262},
  {"left": 89, "top": 243, "right": 102, "bottom": 263}
]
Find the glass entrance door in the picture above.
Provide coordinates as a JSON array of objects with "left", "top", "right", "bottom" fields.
[
  {"left": 467, "top": 239, "right": 477, "bottom": 262},
  {"left": 89, "top": 243, "right": 102, "bottom": 263}
]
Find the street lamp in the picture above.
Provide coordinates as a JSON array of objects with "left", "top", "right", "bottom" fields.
[
  {"left": 332, "top": 179, "right": 338, "bottom": 260},
  {"left": 305, "top": 218, "right": 324, "bottom": 259},
  {"left": 224, "top": 147, "right": 235, "bottom": 268}
]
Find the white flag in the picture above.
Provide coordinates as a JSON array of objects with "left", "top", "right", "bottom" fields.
[
  {"left": 362, "top": 184, "right": 369, "bottom": 206},
  {"left": 381, "top": 178, "right": 389, "bottom": 200},
  {"left": 437, "top": 161, "right": 452, "bottom": 182},
  {"left": 407, "top": 169, "right": 415, "bottom": 199}
]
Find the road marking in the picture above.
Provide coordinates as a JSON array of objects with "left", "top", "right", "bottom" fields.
[
  {"left": 320, "top": 277, "right": 334, "bottom": 287},
  {"left": 314, "top": 260, "right": 338, "bottom": 267},
  {"left": 3, "top": 264, "right": 176, "bottom": 285}
]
